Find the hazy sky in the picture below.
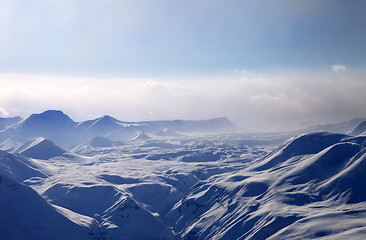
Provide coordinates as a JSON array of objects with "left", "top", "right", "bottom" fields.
[{"left": 1, "top": 0, "right": 366, "bottom": 130}]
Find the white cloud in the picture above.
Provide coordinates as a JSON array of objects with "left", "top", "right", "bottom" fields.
[
  {"left": 0, "top": 107, "right": 9, "bottom": 117},
  {"left": 0, "top": 71, "right": 365, "bottom": 131},
  {"left": 332, "top": 64, "right": 346, "bottom": 73}
]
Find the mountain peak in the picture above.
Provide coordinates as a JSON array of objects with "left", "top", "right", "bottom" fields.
[
  {"left": 20, "top": 110, "right": 76, "bottom": 128},
  {"left": 30, "top": 110, "right": 73, "bottom": 120},
  {"left": 100, "top": 115, "right": 116, "bottom": 120},
  {"left": 13, "top": 110, "right": 77, "bottom": 146}
]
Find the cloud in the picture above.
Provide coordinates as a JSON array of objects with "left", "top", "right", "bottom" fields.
[
  {"left": 332, "top": 64, "right": 346, "bottom": 73},
  {"left": 0, "top": 71, "right": 365, "bottom": 131},
  {"left": 0, "top": 107, "right": 9, "bottom": 117}
]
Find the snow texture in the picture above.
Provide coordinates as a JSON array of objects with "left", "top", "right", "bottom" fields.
[{"left": 0, "top": 110, "right": 366, "bottom": 239}]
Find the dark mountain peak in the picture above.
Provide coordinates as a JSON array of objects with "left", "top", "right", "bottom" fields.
[
  {"left": 27, "top": 110, "right": 74, "bottom": 123},
  {"left": 18, "top": 110, "right": 76, "bottom": 130},
  {"left": 11, "top": 110, "right": 77, "bottom": 147},
  {"left": 89, "top": 136, "right": 113, "bottom": 148},
  {"left": 41, "top": 109, "right": 64, "bottom": 115},
  {"left": 92, "top": 115, "right": 121, "bottom": 126},
  {"left": 198, "top": 117, "right": 238, "bottom": 132},
  {"left": 205, "top": 117, "right": 237, "bottom": 125}
]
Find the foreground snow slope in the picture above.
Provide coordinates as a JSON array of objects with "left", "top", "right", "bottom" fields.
[
  {"left": 0, "top": 174, "right": 90, "bottom": 240},
  {"left": 0, "top": 111, "right": 366, "bottom": 239}
]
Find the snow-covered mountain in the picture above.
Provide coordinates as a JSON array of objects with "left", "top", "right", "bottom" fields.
[
  {"left": 16, "top": 138, "right": 66, "bottom": 160},
  {"left": 0, "top": 110, "right": 366, "bottom": 239}
]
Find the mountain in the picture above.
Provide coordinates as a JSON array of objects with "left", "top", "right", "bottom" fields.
[
  {"left": 303, "top": 117, "right": 366, "bottom": 134},
  {"left": 89, "top": 136, "right": 114, "bottom": 148},
  {"left": 12, "top": 110, "right": 77, "bottom": 147},
  {"left": 16, "top": 110, "right": 76, "bottom": 134},
  {"left": 76, "top": 115, "right": 127, "bottom": 138},
  {"left": 130, "top": 131, "right": 151, "bottom": 141},
  {"left": 0, "top": 116, "right": 22, "bottom": 131},
  {"left": 350, "top": 120, "right": 366, "bottom": 136},
  {"left": 16, "top": 138, "right": 66, "bottom": 160}
]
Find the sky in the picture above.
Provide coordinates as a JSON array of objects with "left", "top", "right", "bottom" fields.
[{"left": 0, "top": 0, "right": 366, "bottom": 131}]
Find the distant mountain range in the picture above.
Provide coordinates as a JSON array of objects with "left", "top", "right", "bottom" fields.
[
  {"left": 1, "top": 110, "right": 366, "bottom": 151},
  {"left": 0, "top": 110, "right": 238, "bottom": 148}
]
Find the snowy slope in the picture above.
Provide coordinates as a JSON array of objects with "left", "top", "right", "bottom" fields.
[
  {"left": 98, "top": 195, "right": 174, "bottom": 240},
  {"left": 0, "top": 137, "right": 23, "bottom": 151},
  {"left": 0, "top": 174, "right": 90, "bottom": 240},
  {"left": 165, "top": 132, "right": 366, "bottom": 239},
  {"left": 251, "top": 132, "right": 346, "bottom": 171},
  {"left": 0, "top": 150, "right": 47, "bottom": 181}
]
